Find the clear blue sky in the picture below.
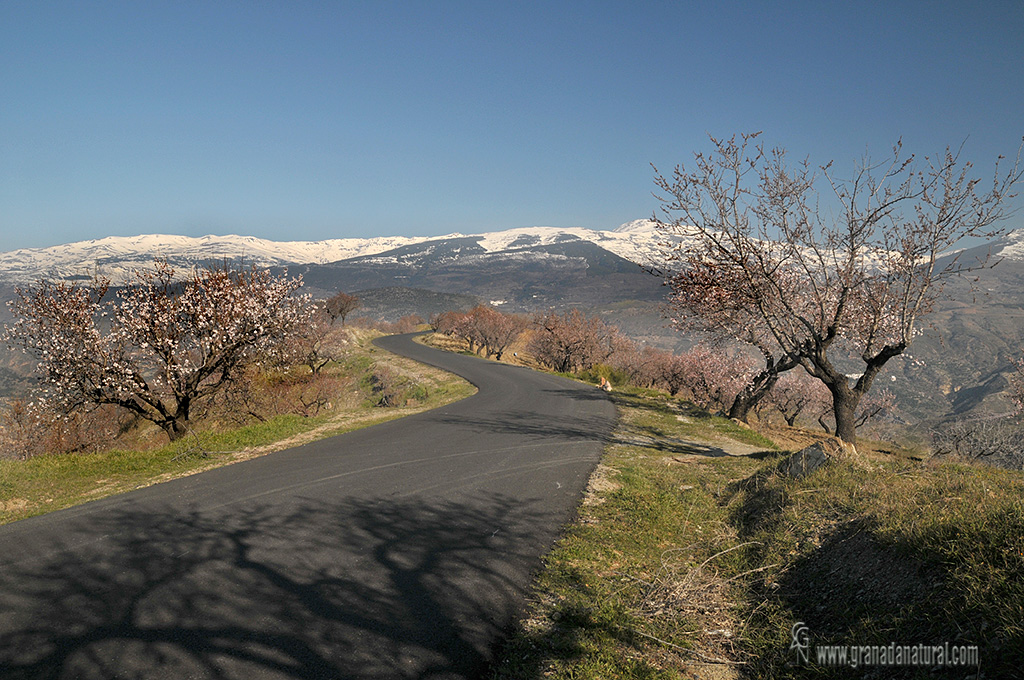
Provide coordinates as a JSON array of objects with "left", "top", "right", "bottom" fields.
[{"left": 2, "top": 1, "right": 1022, "bottom": 251}]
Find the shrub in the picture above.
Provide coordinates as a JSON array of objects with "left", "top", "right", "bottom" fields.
[
  {"left": 0, "top": 400, "right": 131, "bottom": 459},
  {"left": 578, "top": 363, "right": 630, "bottom": 387},
  {"left": 368, "top": 366, "right": 405, "bottom": 407}
]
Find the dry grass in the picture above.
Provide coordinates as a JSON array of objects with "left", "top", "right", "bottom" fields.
[{"left": 420, "top": 330, "right": 545, "bottom": 369}]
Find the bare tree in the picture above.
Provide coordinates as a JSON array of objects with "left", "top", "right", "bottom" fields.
[
  {"left": 529, "top": 309, "right": 616, "bottom": 374},
  {"left": 0, "top": 399, "right": 130, "bottom": 459},
  {"left": 466, "top": 306, "right": 526, "bottom": 361},
  {"left": 932, "top": 417, "right": 1023, "bottom": 469},
  {"left": 761, "top": 370, "right": 831, "bottom": 427},
  {"left": 389, "top": 314, "right": 425, "bottom": 334},
  {"left": 654, "top": 133, "right": 1022, "bottom": 443},
  {"left": 324, "top": 291, "right": 360, "bottom": 326},
  {"left": 1010, "top": 357, "right": 1024, "bottom": 415},
  {"left": 4, "top": 261, "right": 311, "bottom": 441}
]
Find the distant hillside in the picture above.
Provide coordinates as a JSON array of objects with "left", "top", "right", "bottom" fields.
[
  {"left": 3, "top": 223, "right": 1024, "bottom": 425},
  {"left": 881, "top": 244, "right": 1024, "bottom": 425},
  {"left": 289, "top": 237, "right": 663, "bottom": 312},
  {"left": 348, "top": 288, "right": 480, "bottom": 323}
]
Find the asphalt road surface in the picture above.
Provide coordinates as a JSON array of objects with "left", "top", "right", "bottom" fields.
[{"left": 0, "top": 334, "right": 616, "bottom": 680}]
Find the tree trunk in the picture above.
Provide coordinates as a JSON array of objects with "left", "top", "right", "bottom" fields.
[
  {"left": 163, "top": 400, "right": 191, "bottom": 442},
  {"left": 829, "top": 385, "right": 860, "bottom": 444},
  {"left": 728, "top": 354, "right": 797, "bottom": 423},
  {"left": 164, "top": 417, "right": 189, "bottom": 442},
  {"left": 728, "top": 370, "right": 777, "bottom": 422},
  {"left": 804, "top": 349, "right": 863, "bottom": 444}
]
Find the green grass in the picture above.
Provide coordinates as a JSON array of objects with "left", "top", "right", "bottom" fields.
[
  {"left": 493, "top": 386, "right": 768, "bottom": 679},
  {"left": 494, "top": 384, "right": 1024, "bottom": 679},
  {"left": 0, "top": 404, "right": 467, "bottom": 525},
  {"left": 726, "top": 457, "right": 1024, "bottom": 678},
  {"left": 610, "top": 387, "right": 778, "bottom": 451},
  {"left": 0, "top": 435, "right": 238, "bottom": 524}
]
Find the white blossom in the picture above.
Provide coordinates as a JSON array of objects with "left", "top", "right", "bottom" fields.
[{"left": 3, "top": 260, "right": 313, "bottom": 441}]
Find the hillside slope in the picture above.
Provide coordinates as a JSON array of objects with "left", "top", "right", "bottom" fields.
[{"left": 4, "top": 222, "right": 1024, "bottom": 423}]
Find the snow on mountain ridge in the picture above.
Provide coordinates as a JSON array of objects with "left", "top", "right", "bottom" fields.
[
  {"left": 0, "top": 233, "right": 453, "bottom": 284},
  {"left": 994, "top": 229, "right": 1024, "bottom": 261},
  {"left": 612, "top": 219, "right": 656, "bottom": 233},
  {"left": 0, "top": 221, "right": 672, "bottom": 284}
]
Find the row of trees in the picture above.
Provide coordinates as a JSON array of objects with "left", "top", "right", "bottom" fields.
[
  {"left": 431, "top": 304, "right": 896, "bottom": 429},
  {"left": 433, "top": 306, "right": 527, "bottom": 361},
  {"left": 433, "top": 306, "right": 621, "bottom": 376}
]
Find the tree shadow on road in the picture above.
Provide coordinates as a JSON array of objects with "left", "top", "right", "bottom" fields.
[
  {"left": 606, "top": 391, "right": 776, "bottom": 460},
  {"left": 539, "top": 386, "right": 615, "bottom": 403},
  {"left": 0, "top": 493, "right": 553, "bottom": 680},
  {"left": 436, "top": 409, "right": 618, "bottom": 449}
]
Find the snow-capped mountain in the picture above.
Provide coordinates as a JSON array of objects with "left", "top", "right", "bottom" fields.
[
  {"left": 0, "top": 220, "right": 670, "bottom": 285},
  {"left": 985, "top": 229, "right": 1024, "bottom": 261},
  {"left": 0, "top": 233, "right": 434, "bottom": 284}
]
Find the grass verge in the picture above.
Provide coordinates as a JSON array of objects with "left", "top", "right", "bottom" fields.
[{"left": 493, "top": 386, "right": 1023, "bottom": 679}]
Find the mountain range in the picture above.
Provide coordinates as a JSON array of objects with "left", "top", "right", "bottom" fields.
[
  {"left": 0, "top": 220, "right": 671, "bottom": 286},
  {"left": 2, "top": 221, "right": 1024, "bottom": 427}
]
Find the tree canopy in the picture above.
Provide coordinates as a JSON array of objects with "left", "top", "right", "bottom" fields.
[
  {"left": 654, "top": 133, "right": 1022, "bottom": 442},
  {"left": 5, "top": 261, "right": 311, "bottom": 441}
]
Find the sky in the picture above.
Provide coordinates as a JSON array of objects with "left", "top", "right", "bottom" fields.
[{"left": 1, "top": 1, "right": 1023, "bottom": 252}]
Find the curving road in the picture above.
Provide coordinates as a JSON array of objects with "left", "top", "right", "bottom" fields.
[{"left": 0, "top": 333, "right": 615, "bottom": 680}]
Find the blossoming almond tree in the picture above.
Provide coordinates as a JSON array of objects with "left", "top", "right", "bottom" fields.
[
  {"left": 443, "top": 305, "right": 529, "bottom": 361},
  {"left": 529, "top": 309, "right": 616, "bottom": 374},
  {"left": 5, "top": 260, "right": 311, "bottom": 442},
  {"left": 654, "top": 132, "right": 1022, "bottom": 444},
  {"left": 661, "top": 259, "right": 801, "bottom": 422}
]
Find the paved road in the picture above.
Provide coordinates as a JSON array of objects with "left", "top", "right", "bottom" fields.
[{"left": 0, "top": 334, "right": 615, "bottom": 680}]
